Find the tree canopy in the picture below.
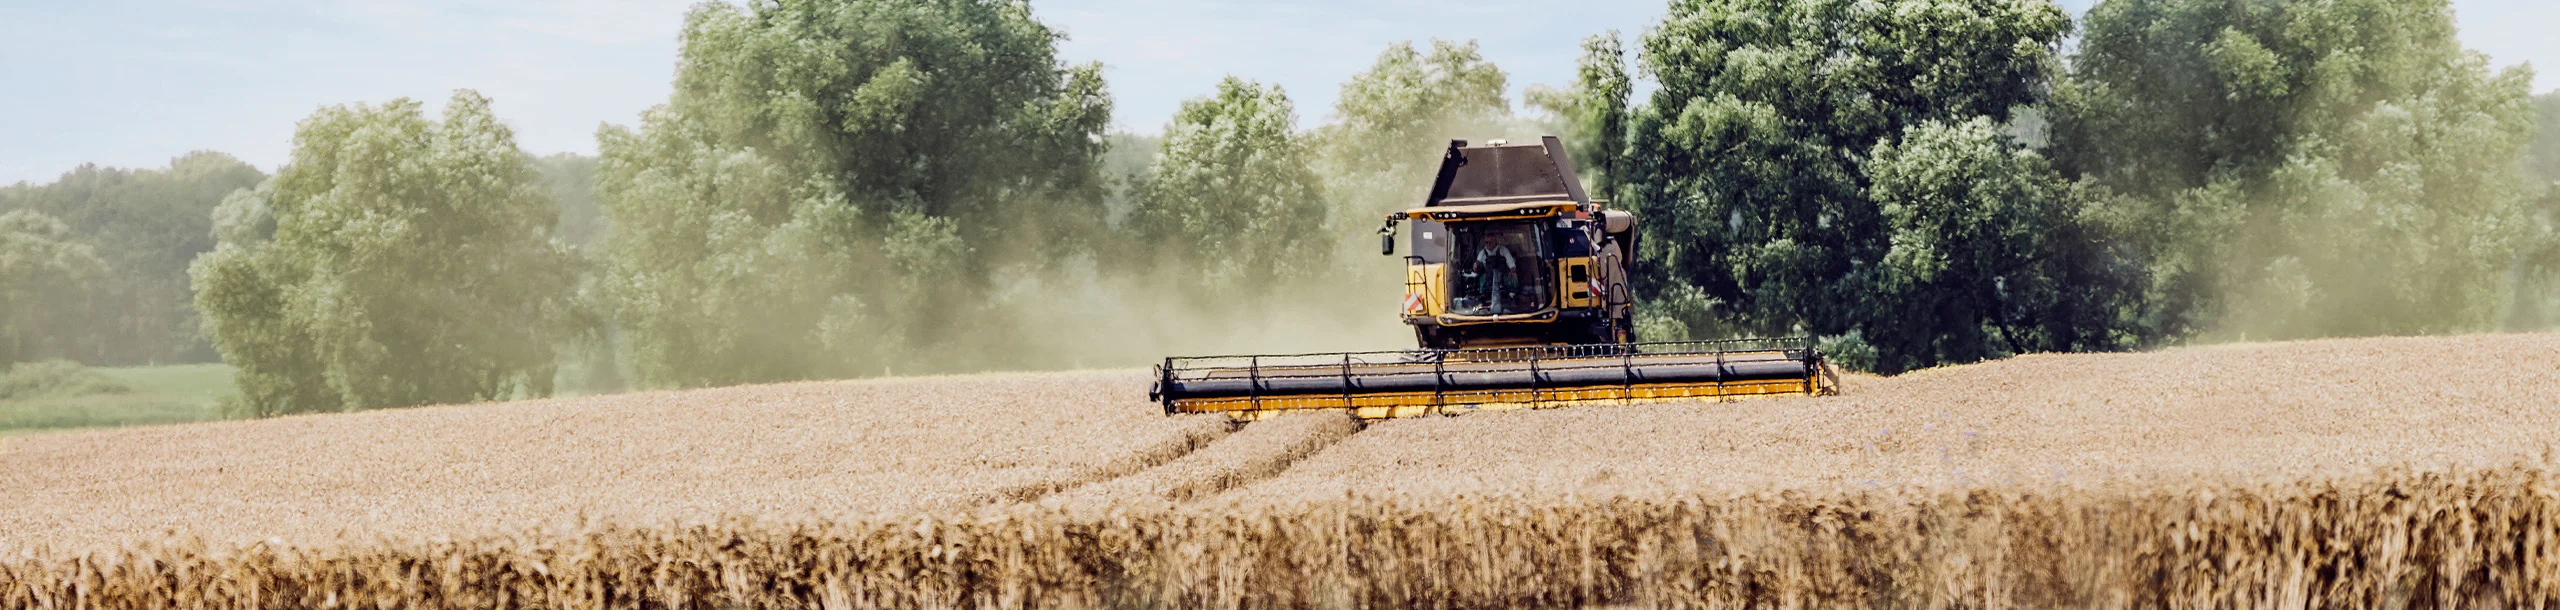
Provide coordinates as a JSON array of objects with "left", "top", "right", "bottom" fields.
[
  {"left": 593, "top": 0, "right": 1112, "bottom": 387},
  {"left": 1315, "top": 41, "right": 1515, "bottom": 242},
  {"left": 192, "top": 90, "right": 576, "bottom": 415},
  {"left": 1129, "top": 77, "right": 1329, "bottom": 294},
  {"left": 0, "top": 210, "right": 110, "bottom": 365},
  {"left": 1620, "top": 0, "right": 2102, "bottom": 372},
  {"left": 2050, "top": 0, "right": 2538, "bottom": 339},
  {"left": 0, "top": 153, "right": 264, "bottom": 365},
  {"left": 1863, "top": 118, "right": 2138, "bottom": 371},
  {"left": 1527, "top": 33, "right": 1633, "bottom": 204}
]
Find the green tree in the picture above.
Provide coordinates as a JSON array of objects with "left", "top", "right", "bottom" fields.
[
  {"left": 2050, "top": 0, "right": 2538, "bottom": 339},
  {"left": 0, "top": 210, "right": 109, "bottom": 364},
  {"left": 1129, "top": 78, "right": 1329, "bottom": 294},
  {"left": 1526, "top": 32, "right": 1633, "bottom": 202},
  {"left": 1864, "top": 118, "right": 2138, "bottom": 372},
  {"left": 1622, "top": 0, "right": 2084, "bottom": 372},
  {"left": 0, "top": 153, "right": 265, "bottom": 364},
  {"left": 1315, "top": 40, "right": 1512, "bottom": 240},
  {"left": 190, "top": 185, "right": 329, "bottom": 416},
  {"left": 594, "top": 0, "right": 1110, "bottom": 387},
  {"left": 192, "top": 90, "right": 576, "bottom": 416}
]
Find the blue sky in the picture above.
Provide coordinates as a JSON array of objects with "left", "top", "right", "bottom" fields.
[{"left": 2, "top": 0, "right": 2552, "bottom": 184}]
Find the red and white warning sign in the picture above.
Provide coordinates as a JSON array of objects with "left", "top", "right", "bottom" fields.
[{"left": 1402, "top": 291, "right": 1426, "bottom": 314}]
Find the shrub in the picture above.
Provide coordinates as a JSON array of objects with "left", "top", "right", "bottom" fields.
[{"left": 0, "top": 360, "right": 129, "bottom": 400}]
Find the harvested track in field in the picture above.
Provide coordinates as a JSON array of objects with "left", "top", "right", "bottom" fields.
[
  {"left": 982, "top": 420, "right": 1236, "bottom": 504},
  {"left": 1048, "top": 411, "right": 1363, "bottom": 506}
]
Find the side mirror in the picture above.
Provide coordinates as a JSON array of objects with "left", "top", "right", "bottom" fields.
[{"left": 1381, "top": 231, "right": 1396, "bottom": 256}]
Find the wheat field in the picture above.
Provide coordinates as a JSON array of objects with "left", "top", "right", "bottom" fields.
[
  {"left": 1234, "top": 333, "right": 2560, "bottom": 500},
  {"left": 6, "top": 334, "right": 2560, "bottom": 607},
  {"left": 0, "top": 372, "right": 1230, "bottom": 551}
]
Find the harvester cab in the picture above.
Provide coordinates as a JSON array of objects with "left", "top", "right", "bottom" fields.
[
  {"left": 1379, "top": 137, "right": 1638, "bottom": 350},
  {"left": 1152, "top": 137, "right": 1838, "bottom": 421}
]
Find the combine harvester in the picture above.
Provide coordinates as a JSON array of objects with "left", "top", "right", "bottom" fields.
[{"left": 1153, "top": 137, "right": 1839, "bottom": 420}]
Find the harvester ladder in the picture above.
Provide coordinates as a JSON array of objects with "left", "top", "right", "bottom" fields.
[
  {"left": 1621, "top": 345, "right": 1636, "bottom": 403},
  {"left": 1339, "top": 353, "right": 1355, "bottom": 411},
  {"left": 1528, "top": 347, "right": 1543, "bottom": 407},
  {"left": 1432, "top": 352, "right": 1448, "bottom": 415}
]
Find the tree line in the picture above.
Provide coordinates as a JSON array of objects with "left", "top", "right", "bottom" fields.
[
  {"left": 2, "top": 153, "right": 262, "bottom": 365},
  {"left": 3, "top": 0, "right": 2556, "bottom": 415},
  {"left": 1556, "top": 0, "right": 2558, "bottom": 372}
]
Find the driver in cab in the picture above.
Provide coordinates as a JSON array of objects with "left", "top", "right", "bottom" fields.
[{"left": 1469, "top": 231, "right": 1520, "bottom": 313}]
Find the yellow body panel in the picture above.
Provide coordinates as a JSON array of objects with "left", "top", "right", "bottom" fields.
[
  {"left": 1389, "top": 201, "right": 1576, "bottom": 222},
  {"left": 1403, "top": 263, "right": 1446, "bottom": 318},
  {"left": 1557, "top": 256, "right": 1597, "bottom": 309}
]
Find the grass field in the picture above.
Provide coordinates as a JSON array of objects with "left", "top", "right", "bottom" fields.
[
  {"left": 5, "top": 335, "right": 2560, "bottom": 607},
  {"left": 0, "top": 363, "right": 232, "bottom": 434}
]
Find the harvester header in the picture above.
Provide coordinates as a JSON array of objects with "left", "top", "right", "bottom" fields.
[{"left": 1152, "top": 136, "right": 1837, "bottom": 420}]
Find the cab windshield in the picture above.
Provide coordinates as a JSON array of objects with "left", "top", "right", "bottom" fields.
[{"left": 1446, "top": 221, "right": 1550, "bottom": 316}]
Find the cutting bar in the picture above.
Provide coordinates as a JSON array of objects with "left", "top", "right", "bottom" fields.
[{"left": 1151, "top": 338, "right": 1837, "bottom": 420}]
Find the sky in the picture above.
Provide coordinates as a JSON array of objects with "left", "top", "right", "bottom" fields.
[{"left": 2, "top": 0, "right": 2553, "bottom": 185}]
